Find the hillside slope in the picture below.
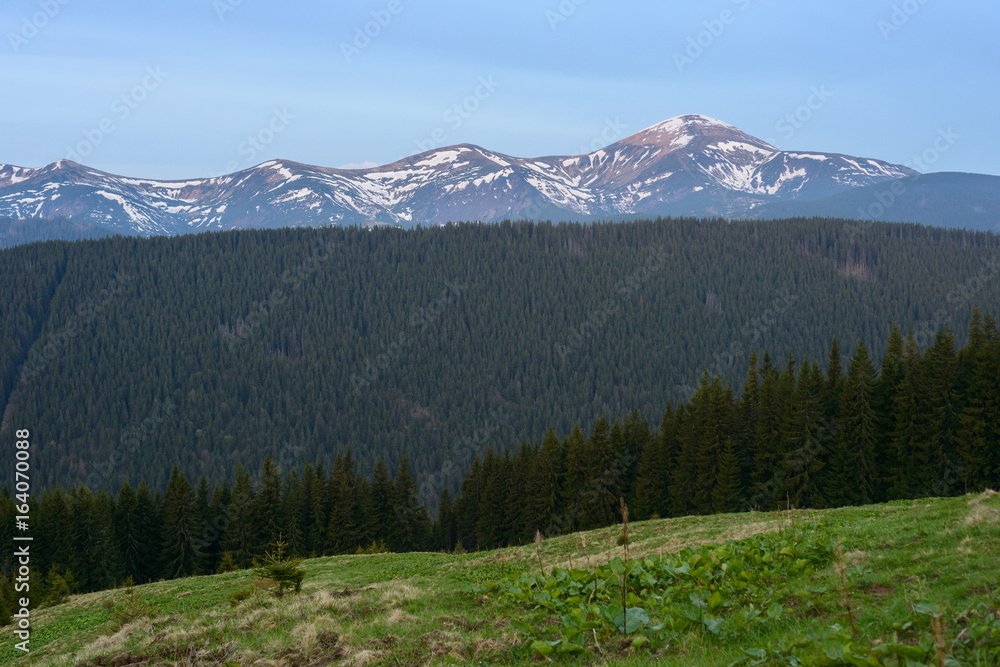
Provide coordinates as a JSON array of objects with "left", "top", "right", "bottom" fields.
[
  {"left": 746, "top": 172, "right": 1000, "bottom": 232},
  {"left": 3, "top": 492, "right": 998, "bottom": 665}
]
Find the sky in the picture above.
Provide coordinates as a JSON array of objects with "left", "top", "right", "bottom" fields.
[{"left": 1, "top": 0, "right": 997, "bottom": 180}]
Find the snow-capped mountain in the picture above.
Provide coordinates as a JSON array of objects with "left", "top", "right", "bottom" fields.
[{"left": 0, "top": 115, "right": 917, "bottom": 235}]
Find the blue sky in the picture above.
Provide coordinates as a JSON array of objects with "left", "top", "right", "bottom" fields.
[{"left": 1, "top": 0, "right": 997, "bottom": 179}]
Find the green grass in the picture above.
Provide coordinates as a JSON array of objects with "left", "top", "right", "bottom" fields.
[{"left": 2, "top": 491, "right": 998, "bottom": 665}]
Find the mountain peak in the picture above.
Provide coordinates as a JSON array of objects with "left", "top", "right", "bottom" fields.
[{"left": 619, "top": 115, "right": 774, "bottom": 155}]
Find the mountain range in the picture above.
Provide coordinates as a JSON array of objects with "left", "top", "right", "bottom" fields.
[{"left": 1, "top": 114, "right": 997, "bottom": 241}]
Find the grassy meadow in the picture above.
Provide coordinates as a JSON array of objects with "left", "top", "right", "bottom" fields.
[{"left": 2, "top": 491, "right": 998, "bottom": 666}]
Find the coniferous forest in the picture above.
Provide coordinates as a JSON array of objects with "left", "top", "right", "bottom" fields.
[
  {"left": 2, "top": 218, "right": 999, "bottom": 511},
  {"left": 1, "top": 310, "right": 998, "bottom": 614}
]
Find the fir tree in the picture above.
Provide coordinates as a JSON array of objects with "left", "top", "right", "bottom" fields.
[
  {"left": 160, "top": 465, "right": 201, "bottom": 579},
  {"left": 833, "top": 340, "right": 878, "bottom": 505},
  {"left": 712, "top": 438, "right": 743, "bottom": 513}
]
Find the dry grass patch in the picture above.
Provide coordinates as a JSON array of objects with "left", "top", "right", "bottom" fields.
[
  {"left": 968, "top": 489, "right": 998, "bottom": 506},
  {"left": 469, "top": 632, "right": 520, "bottom": 659},
  {"left": 966, "top": 503, "right": 1000, "bottom": 526},
  {"left": 73, "top": 620, "right": 152, "bottom": 664},
  {"left": 844, "top": 550, "right": 868, "bottom": 567},
  {"left": 345, "top": 648, "right": 384, "bottom": 666},
  {"left": 384, "top": 607, "right": 419, "bottom": 625},
  {"left": 374, "top": 581, "right": 420, "bottom": 604}
]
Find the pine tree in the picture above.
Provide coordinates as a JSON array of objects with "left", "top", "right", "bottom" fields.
[
  {"left": 712, "top": 438, "right": 743, "bottom": 513},
  {"left": 750, "top": 356, "right": 782, "bottom": 509},
  {"left": 134, "top": 481, "right": 160, "bottom": 583},
  {"left": 887, "top": 334, "right": 926, "bottom": 498},
  {"left": 90, "top": 490, "right": 125, "bottom": 590},
  {"left": 875, "top": 324, "right": 906, "bottom": 493},
  {"left": 824, "top": 337, "right": 844, "bottom": 419},
  {"left": 328, "top": 468, "right": 358, "bottom": 554},
  {"left": 391, "top": 454, "right": 429, "bottom": 552},
  {"left": 369, "top": 458, "right": 393, "bottom": 547},
  {"left": 435, "top": 488, "right": 458, "bottom": 551},
  {"left": 160, "top": 465, "right": 201, "bottom": 579},
  {"left": 254, "top": 455, "right": 282, "bottom": 549},
  {"left": 114, "top": 482, "right": 145, "bottom": 583},
  {"left": 781, "top": 360, "right": 828, "bottom": 508},
  {"left": 221, "top": 465, "right": 256, "bottom": 566},
  {"left": 831, "top": 339, "right": 878, "bottom": 506},
  {"left": 475, "top": 448, "right": 501, "bottom": 548},
  {"left": 280, "top": 469, "right": 305, "bottom": 557},
  {"left": 454, "top": 455, "right": 482, "bottom": 551},
  {"left": 957, "top": 312, "right": 1000, "bottom": 490},
  {"left": 582, "top": 418, "right": 619, "bottom": 528},
  {"left": 694, "top": 377, "right": 734, "bottom": 514},
  {"left": 923, "top": 328, "right": 961, "bottom": 496},
  {"left": 621, "top": 409, "right": 651, "bottom": 509},
  {"left": 193, "top": 475, "right": 217, "bottom": 569},
  {"left": 560, "top": 425, "right": 587, "bottom": 532},
  {"left": 633, "top": 429, "right": 664, "bottom": 520}
]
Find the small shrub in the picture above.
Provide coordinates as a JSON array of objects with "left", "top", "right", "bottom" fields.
[
  {"left": 108, "top": 577, "right": 151, "bottom": 630},
  {"left": 251, "top": 536, "right": 305, "bottom": 597},
  {"left": 39, "top": 565, "right": 74, "bottom": 608},
  {"left": 356, "top": 539, "right": 390, "bottom": 555},
  {"left": 217, "top": 550, "right": 240, "bottom": 574},
  {"left": 228, "top": 587, "right": 256, "bottom": 607}
]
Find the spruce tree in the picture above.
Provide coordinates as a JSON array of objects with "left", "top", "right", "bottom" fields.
[
  {"left": 781, "top": 360, "right": 827, "bottom": 508},
  {"left": 114, "top": 482, "right": 145, "bottom": 583},
  {"left": 221, "top": 465, "right": 256, "bottom": 566},
  {"left": 368, "top": 458, "right": 393, "bottom": 547},
  {"left": 391, "top": 454, "right": 429, "bottom": 551},
  {"left": 887, "top": 334, "right": 926, "bottom": 498},
  {"left": 712, "top": 438, "right": 743, "bottom": 514},
  {"left": 833, "top": 339, "right": 878, "bottom": 505},
  {"left": 254, "top": 455, "right": 282, "bottom": 549},
  {"left": 160, "top": 465, "right": 202, "bottom": 579}
]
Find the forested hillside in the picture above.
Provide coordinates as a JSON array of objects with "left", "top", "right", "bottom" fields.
[
  {"left": 1, "top": 218, "right": 998, "bottom": 507},
  {"left": 2, "top": 312, "right": 997, "bottom": 599},
  {"left": 0, "top": 216, "right": 130, "bottom": 250}
]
